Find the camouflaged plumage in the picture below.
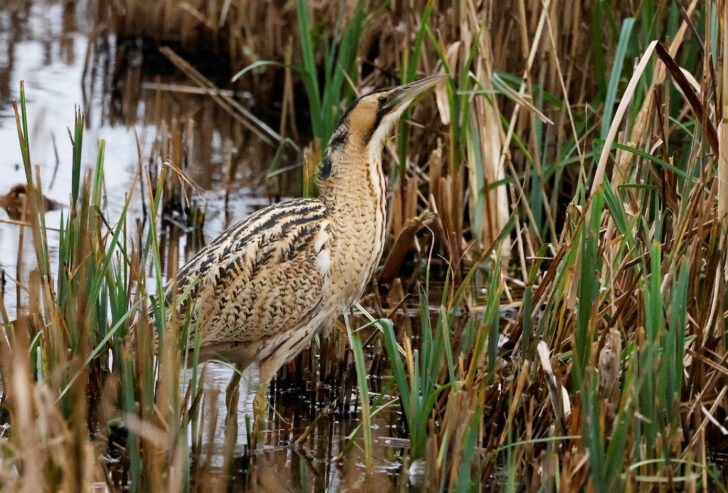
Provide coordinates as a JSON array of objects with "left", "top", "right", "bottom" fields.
[{"left": 161, "top": 75, "right": 445, "bottom": 384}]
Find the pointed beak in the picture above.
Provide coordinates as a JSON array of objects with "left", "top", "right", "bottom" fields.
[{"left": 385, "top": 74, "right": 448, "bottom": 111}]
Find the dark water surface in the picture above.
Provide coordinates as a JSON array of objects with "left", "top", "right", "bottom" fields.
[{"left": 0, "top": 1, "right": 410, "bottom": 489}]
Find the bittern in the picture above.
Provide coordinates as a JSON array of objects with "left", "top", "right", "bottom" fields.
[{"left": 160, "top": 74, "right": 446, "bottom": 429}]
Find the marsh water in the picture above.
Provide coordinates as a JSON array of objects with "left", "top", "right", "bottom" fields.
[
  {"left": 0, "top": 0, "right": 284, "bottom": 315},
  {"left": 0, "top": 1, "right": 414, "bottom": 490}
]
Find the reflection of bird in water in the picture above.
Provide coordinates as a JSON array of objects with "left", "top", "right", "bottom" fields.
[
  {"left": 0, "top": 184, "right": 62, "bottom": 220},
  {"left": 158, "top": 75, "right": 446, "bottom": 435}
]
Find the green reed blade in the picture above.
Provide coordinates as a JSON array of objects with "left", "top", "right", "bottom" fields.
[{"left": 344, "top": 310, "right": 372, "bottom": 469}]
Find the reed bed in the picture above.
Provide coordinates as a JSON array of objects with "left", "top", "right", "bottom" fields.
[{"left": 2, "top": 0, "right": 728, "bottom": 491}]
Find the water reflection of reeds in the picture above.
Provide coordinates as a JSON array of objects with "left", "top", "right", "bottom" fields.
[{"left": 1, "top": 0, "right": 299, "bottom": 323}]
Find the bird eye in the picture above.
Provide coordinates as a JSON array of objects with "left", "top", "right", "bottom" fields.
[{"left": 378, "top": 96, "right": 388, "bottom": 105}]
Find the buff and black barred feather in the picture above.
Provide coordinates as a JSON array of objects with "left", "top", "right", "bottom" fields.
[{"left": 164, "top": 198, "right": 331, "bottom": 346}]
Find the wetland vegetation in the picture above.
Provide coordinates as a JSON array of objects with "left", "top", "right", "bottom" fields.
[{"left": 1, "top": 0, "right": 728, "bottom": 490}]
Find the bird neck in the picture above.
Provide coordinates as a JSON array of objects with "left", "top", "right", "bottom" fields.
[
  {"left": 315, "top": 131, "right": 389, "bottom": 300},
  {"left": 317, "top": 140, "right": 387, "bottom": 217}
]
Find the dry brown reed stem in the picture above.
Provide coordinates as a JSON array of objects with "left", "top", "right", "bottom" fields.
[
  {"left": 0, "top": 218, "right": 61, "bottom": 231},
  {"left": 142, "top": 82, "right": 236, "bottom": 96},
  {"left": 464, "top": 5, "right": 509, "bottom": 252},
  {"left": 591, "top": 41, "right": 659, "bottom": 197},
  {"left": 159, "top": 46, "right": 281, "bottom": 145},
  {"left": 495, "top": 0, "right": 552, "bottom": 246},
  {"left": 541, "top": 5, "right": 584, "bottom": 168},
  {"left": 720, "top": 2, "right": 728, "bottom": 221},
  {"left": 517, "top": 1, "right": 559, "bottom": 243},
  {"left": 610, "top": 0, "right": 700, "bottom": 188}
]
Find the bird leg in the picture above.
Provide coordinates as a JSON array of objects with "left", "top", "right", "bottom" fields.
[
  {"left": 223, "top": 362, "right": 267, "bottom": 450},
  {"left": 223, "top": 364, "right": 242, "bottom": 468},
  {"left": 224, "top": 364, "right": 243, "bottom": 406},
  {"left": 252, "top": 381, "right": 269, "bottom": 447},
  {"left": 251, "top": 357, "right": 280, "bottom": 447}
]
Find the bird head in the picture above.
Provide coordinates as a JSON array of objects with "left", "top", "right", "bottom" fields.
[{"left": 326, "top": 75, "right": 447, "bottom": 155}]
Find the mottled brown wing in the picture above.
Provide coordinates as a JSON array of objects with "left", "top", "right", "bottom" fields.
[{"left": 164, "top": 198, "right": 331, "bottom": 345}]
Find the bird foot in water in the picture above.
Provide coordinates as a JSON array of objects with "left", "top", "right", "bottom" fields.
[{"left": 251, "top": 384, "right": 269, "bottom": 447}]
